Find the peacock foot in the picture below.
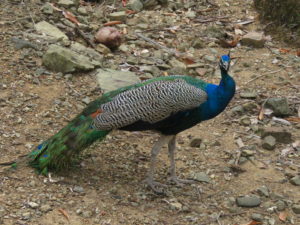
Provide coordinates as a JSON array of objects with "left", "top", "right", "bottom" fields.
[
  {"left": 144, "top": 178, "right": 168, "bottom": 194},
  {"left": 168, "top": 176, "right": 195, "bottom": 186}
]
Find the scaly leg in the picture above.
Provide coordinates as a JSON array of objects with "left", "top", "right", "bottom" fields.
[
  {"left": 168, "top": 135, "right": 195, "bottom": 186},
  {"left": 145, "top": 135, "right": 173, "bottom": 193}
]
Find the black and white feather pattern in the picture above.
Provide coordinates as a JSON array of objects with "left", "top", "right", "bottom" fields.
[{"left": 93, "top": 79, "right": 207, "bottom": 130}]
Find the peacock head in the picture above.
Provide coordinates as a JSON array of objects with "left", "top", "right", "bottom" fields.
[{"left": 219, "top": 53, "right": 231, "bottom": 73}]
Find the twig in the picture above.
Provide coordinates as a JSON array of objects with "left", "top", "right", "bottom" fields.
[
  {"left": 135, "top": 32, "right": 180, "bottom": 56},
  {"left": 245, "top": 69, "right": 283, "bottom": 85},
  {"left": 75, "top": 27, "right": 97, "bottom": 49},
  {"left": 194, "top": 16, "right": 229, "bottom": 23}
]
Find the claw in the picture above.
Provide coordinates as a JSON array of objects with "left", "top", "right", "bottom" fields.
[
  {"left": 144, "top": 178, "right": 167, "bottom": 194},
  {"left": 168, "top": 176, "right": 195, "bottom": 186}
]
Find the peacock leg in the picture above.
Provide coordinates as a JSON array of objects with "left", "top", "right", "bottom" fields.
[
  {"left": 168, "top": 135, "right": 195, "bottom": 186},
  {"left": 144, "top": 135, "right": 172, "bottom": 193}
]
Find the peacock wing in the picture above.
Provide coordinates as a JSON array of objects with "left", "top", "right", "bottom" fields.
[{"left": 93, "top": 79, "right": 207, "bottom": 130}]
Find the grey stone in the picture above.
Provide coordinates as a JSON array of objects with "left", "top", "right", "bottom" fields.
[
  {"left": 261, "top": 127, "right": 292, "bottom": 144},
  {"left": 192, "top": 172, "right": 210, "bottom": 183},
  {"left": 236, "top": 195, "right": 261, "bottom": 207},
  {"left": 257, "top": 185, "right": 270, "bottom": 197},
  {"left": 77, "top": 7, "right": 88, "bottom": 15},
  {"left": 290, "top": 175, "right": 300, "bottom": 186},
  {"left": 70, "top": 42, "right": 103, "bottom": 62},
  {"left": 28, "top": 202, "right": 39, "bottom": 209},
  {"left": 143, "top": 0, "right": 158, "bottom": 9},
  {"left": 292, "top": 204, "right": 300, "bottom": 214},
  {"left": 192, "top": 39, "right": 205, "bottom": 49},
  {"left": 169, "top": 201, "right": 182, "bottom": 210},
  {"left": 168, "top": 57, "right": 186, "bottom": 70},
  {"left": 0, "top": 206, "right": 6, "bottom": 217},
  {"left": 82, "top": 210, "right": 93, "bottom": 218},
  {"left": 127, "top": 0, "right": 144, "bottom": 12},
  {"left": 262, "top": 136, "right": 276, "bottom": 150},
  {"left": 96, "top": 68, "right": 140, "bottom": 93},
  {"left": 240, "top": 89, "right": 257, "bottom": 99},
  {"left": 265, "top": 97, "right": 291, "bottom": 116},
  {"left": 58, "top": 0, "right": 75, "bottom": 7},
  {"left": 275, "top": 200, "right": 286, "bottom": 211},
  {"left": 82, "top": 97, "right": 91, "bottom": 105},
  {"left": 73, "top": 185, "right": 84, "bottom": 193},
  {"left": 109, "top": 11, "right": 127, "bottom": 22},
  {"left": 241, "top": 149, "right": 255, "bottom": 157},
  {"left": 241, "top": 32, "right": 266, "bottom": 48},
  {"left": 230, "top": 105, "right": 244, "bottom": 116},
  {"left": 40, "top": 204, "right": 52, "bottom": 212},
  {"left": 251, "top": 213, "right": 263, "bottom": 222},
  {"left": 95, "top": 43, "right": 111, "bottom": 55},
  {"left": 190, "top": 138, "right": 202, "bottom": 147},
  {"left": 239, "top": 115, "right": 251, "bottom": 126},
  {"left": 35, "top": 21, "right": 68, "bottom": 41},
  {"left": 43, "top": 45, "right": 96, "bottom": 73},
  {"left": 203, "top": 55, "right": 216, "bottom": 62},
  {"left": 41, "top": 3, "right": 54, "bottom": 15},
  {"left": 186, "top": 10, "right": 196, "bottom": 18}
]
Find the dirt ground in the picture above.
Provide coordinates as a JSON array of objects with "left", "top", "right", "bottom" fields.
[{"left": 0, "top": 0, "right": 299, "bottom": 225}]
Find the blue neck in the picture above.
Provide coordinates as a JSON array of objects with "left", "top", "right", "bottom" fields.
[{"left": 200, "top": 70, "right": 235, "bottom": 120}]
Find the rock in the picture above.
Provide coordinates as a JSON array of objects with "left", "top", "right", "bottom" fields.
[
  {"left": 35, "top": 21, "right": 68, "bottom": 41},
  {"left": 82, "top": 210, "right": 93, "bottom": 218},
  {"left": 239, "top": 115, "right": 251, "bottom": 126},
  {"left": 96, "top": 68, "right": 140, "bottom": 93},
  {"left": 57, "top": 0, "right": 75, "bottom": 7},
  {"left": 241, "top": 32, "right": 266, "bottom": 48},
  {"left": 0, "top": 206, "right": 6, "bottom": 217},
  {"left": 143, "top": 0, "right": 158, "bottom": 9},
  {"left": 70, "top": 42, "right": 103, "bottom": 62},
  {"left": 203, "top": 55, "right": 216, "bottom": 62},
  {"left": 77, "top": 7, "right": 88, "bottom": 15},
  {"left": 186, "top": 10, "right": 196, "bottom": 18},
  {"left": 109, "top": 11, "right": 127, "bottom": 22},
  {"left": 168, "top": 57, "right": 186, "bottom": 70},
  {"left": 275, "top": 200, "right": 286, "bottom": 211},
  {"left": 262, "top": 135, "right": 276, "bottom": 150},
  {"left": 242, "top": 102, "right": 258, "bottom": 112},
  {"left": 292, "top": 204, "right": 300, "bottom": 214},
  {"left": 73, "top": 186, "right": 84, "bottom": 193},
  {"left": 192, "top": 172, "right": 210, "bottom": 183},
  {"left": 290, "top": 175, "right": 300, "bottom": 186},
  {"left": 95, "top": 43, "right": 111, "bottom": 55},
  {"left": 192, "top": 39, "right": 205, "bottom": 48},
  {"left": 28, "top": 202, "right": 39, "bottom": 209},
  {"left": 40, "top": 204, "right": 52, "bottom": 212},
  {"left": 265, "top": 97, "right": 291, "bottom": 116},
  {"left": 257, "top": 185, "right": 270, "bottom": 197},
  {"left": 43, "top": 44, "right": 96, "bottom": 73},
  {"left": 261, "top": 127, "right": 292, "bottom": 144},
  {"left": 190, "top": 138, "right": 202, "bottom": 147},
  {"left": 81, "top": 97, "right": 91, "bottom": 105},
  {"left": 230, "top": 105, "right": 244, "bottom": 116},
  {"left": 240, "top": 89, "right": 257, "bottom": 99},
  {"left": 41, "top": 3, "right": 54, "bottom": 15},
  {"left": 236, "top": 195, "right": 261, "bottom": 207},
  {"left": 241, "top": 149, "right": 255, "bottom": 157},
  {"left": 127, "top": 0, "right": 144, "bottom": 12},
  {"left": 169, "top": 201, "right": 182, "bottom": 210},
  {"left": 251, "top": 213, "right": 263, "bottom": 222}
]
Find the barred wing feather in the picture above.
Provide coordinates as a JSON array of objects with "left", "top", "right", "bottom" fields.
[{"left": 93, "top": 79, "right": 207, "bottom": 130}]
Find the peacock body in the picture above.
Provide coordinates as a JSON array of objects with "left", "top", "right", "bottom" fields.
[{"left": 27, "top": 54, "right": 235, "bottom": 192}]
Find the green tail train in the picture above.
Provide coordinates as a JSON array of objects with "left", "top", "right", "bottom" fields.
[{"left": 28, "top": 98, "right": 110, "bottom": 175}]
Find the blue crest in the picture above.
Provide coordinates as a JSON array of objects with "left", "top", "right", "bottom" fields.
[{"left": 221, "top": 54, "right": 230, "bottom": 62}]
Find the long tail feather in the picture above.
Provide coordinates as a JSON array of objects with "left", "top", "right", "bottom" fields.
[{"left": 27, "top": 99, "right": 110, "bottom": 174}]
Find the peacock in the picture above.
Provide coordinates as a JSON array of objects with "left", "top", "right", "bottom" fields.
[{"left": 10, "top": 54, "right": 236, "bottom": 193}]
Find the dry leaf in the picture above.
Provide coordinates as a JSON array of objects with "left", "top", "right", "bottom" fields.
[
  {"left": 279, "top": 48, "right": 290, "bottom": 54},
  {"left": 258, "top": 106, "right": 264, "bottom": 120},
  {"left": 181, "top": 56, "right": 196, "bottom": 65},
  {"left": 196, "top": 68, "right": 207, "bottom": 76},
  {"left": 279, "top": 211, "right": 288, "bottom": 221},
  {"left": 240, "top": 221, "right": 262, "bottom": 225},
  {"left": 63, "top": 11, "right": 80, "bottom": 25},
  {"left": 296, "top": 50, "right": 300, "bottom": 57},
  {"left": 58, "top": 208, "right": 70, "bottom": 221},
  {"left": 49, "top": 3, "right": 63, "bottom": 11},
  {"left": 103, "top": 21, "right": 123, "bottom": 26},
  {"left": 218, "top": 37, "right": 240, "bottom": 48},
  {"left": 285, "top": 117, "right": 300, "bottom": 123}
]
